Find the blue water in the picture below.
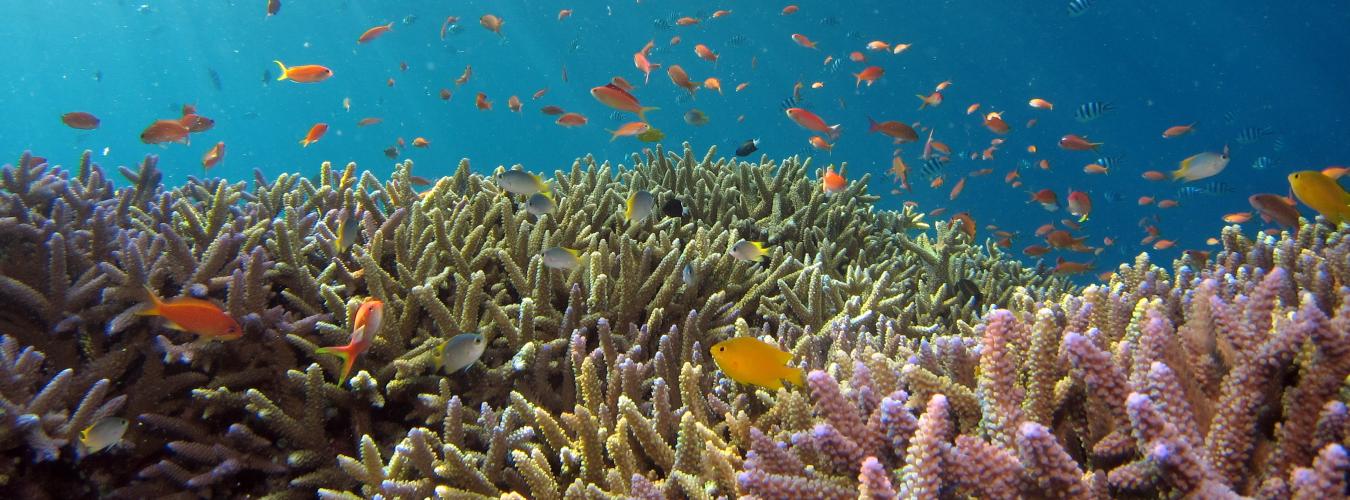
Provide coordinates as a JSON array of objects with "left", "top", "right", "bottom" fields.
[{"left": 3, "top": 0, "right": 1347, "bottom": 273}]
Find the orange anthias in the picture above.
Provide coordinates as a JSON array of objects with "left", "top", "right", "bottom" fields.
[
  {"left": 357, "top": 22, "right": 393, "bottom": 43},
  {"left": 137, "top": 288, "right": 242, "bottom": 340},
  {"left": 822, "top": 166, "right": 846, "bottom": 194},
  {"left": 785, "top": 108, "right": 841, "bottom": 140},
  {"left": 273, "top": 60, "right": 333, "bottom": 83},
  {"left": 591, "top": 83, "right": 660, "bottom": 122},
  {"left": 633, "top": 40, "right": 662, "bottom": 84},
  {"left": 300, "top": 123, "right": 328, "bottom": 147},
  {"left": 853, "top": 66, "right": 883, "bottom": 88},
  {"left": 317, "top": 298, "right": 384, "bottom": 383}
]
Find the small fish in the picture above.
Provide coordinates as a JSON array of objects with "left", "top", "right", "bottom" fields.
[
  {"left": 266, "top": 0, "right": 280, "bottom": 16},
  {"left": 1067, "top": 190, "right": 1092, "bottom": 222},
  {"left": 682, "top": 262, "right": 699, "bottom": 288},
  {"left": 591, "top": 83, "right": 660, "bottom": 122},
  {"left": 916, "top": 91, "right": 943, "bottom": 110},
  {"left": 1162, "top": 123, "right": 1196, "bottom": 138},
  {"left": 79, "top": 417, "right": 129, "bottom": 457},
  {"left": 954, "top": 279, "right": 983, "bottom": 310},
  {"left": 1073, "top": 101, "right": 1112, "bottom": 122},
  {"left": 412, "top": 137, "right": 429, "bottom": 148},
  {"left": 335, "top": 210, "right": 361, "bottom": 252},
  {"left": 662, "top": 198, "right": 688, "bottom": 218},
  {"left": 61, "top": 111, "right": 100, "bottom": 130},
  {"left": 357, "top": 117, "right": 382, "bottom": 127},
  {"left": 434, "top": 333, "right": 487, "bottom": 374},
  {"left": 730, "top": 239, "right": 769, "bottom": 262},
  {"left": 625, "top": 191, "right": 655, "bottom": 222},
  {"left": 556, "top": 112, "right": 588, "bottom": 127},
  {"left": 636, "top": 127, "right": 665, "bottom": 143},
  {"left": 853, "top": 66, "right": 883, "bottom": 88},
  {"left": 526, "top": 193, "right": 556, "bottom": 216},
  {"left": 207, "top": 68, "right": 222, "bottom": 91},
  {"left": 1235, "top": 126, "right": 1272, "bottom": 144},
  {"left": 273, "top": 60, "right": 333, "bottom": 83},
  {"left": 822, "top": 166, "right": 845, "bottom": 194},
  {"left": 300, "top": 123, "right": 328, "bottom": 147},
  {"left": 140, "top": 119, "right": 191, "bottom": 145},
  {"left": 1067, "top": 0, "right": 1093, "bottom": 16},
  {"left": 317, "top": 298, "right": 383, "bottom": 383},
  {"left": 1171, "top": 146, "right": 1230, "bottom": 182},
  {"left": 357, "top": 22, "right": 394, "bottom": 43},
  {"left": 201, "top": 141, "right": 225, "bottom": 172},
  {"left": 791, "top": 33, "right": 818, "bottom": 49},
  {"left": 710, "top": 337, "right": 804, "bottom": 390},
  {"left": 542, "top": 246, "right": 582, "bottom": 270},
  {"left": 608, "top": 121, "right": 651, "bottom": 141},
  {"left": 683, "top": 109, "right": 710, "bottom": 126},
  {"left": 735, "top": 138, "right": 760, "bottom": 157},
  {"left": 1251, "top": 156, "right": 1273, "bottom": 170},
  {"left": 475, "top": 92, "right": 492, "bottom": 110},
  {"left": 479, "top": 14, "right": 504, "bottom": 36},
  {"left": 1288, "top": 170, "right": 1350, "bottom": 224},
  {"left": 1248, "top": 193, "right": 1301, "bottom": 227},
  {"left": 497, "top": 169, "right": 550, "bottom": 196},
  {"left": 785, "top": 108, "right": 840, "bottom": 139},
  {"left": 137, "top": 288, "right": 242, "bottom": 340},
  {"left": 1027, "top": 98, "right": 1054, "bottom": 110},
  {"left": 1272, "top": 136, "right": 1286, "bottom": 151},
  {"left": 1058, "top": 134, "right": 1102, "bottom": 151},
  {"left": 920, "top": 157, "right": 947, "bottom": 181},
  {"left": 868, "top": 117, "right": 918, "bottom": 142}
]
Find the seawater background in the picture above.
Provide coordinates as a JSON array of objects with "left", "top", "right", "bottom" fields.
[{"left": 1, "top": 0, "right": 1347, "bottom": 272}]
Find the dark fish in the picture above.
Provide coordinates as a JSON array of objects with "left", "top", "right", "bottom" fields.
[
  {"left": 1101, "top": 191, "right": 1127, "bottom": 203},
  {"left": 262, "top": 69, "right": 272, "bottom": 85},
  {"left": 608, "top": 110, "right": 624, "bottom": 121},
  {"left": 843, "top": 30, "right": 866, "bottom": 40},
  {"left": 1067, "top": 0, "right": 1093, "bottom": 16},
  {"left": 383, "top": 147, "right": 398, "bottom": 159},
  {"left": 726, "top": 34, "right": 748, "bottom": 47},
  {"left": 735, "top": 138, "right": 759, "bottom": 157},
  {"left": 1235, "top": 126, "right": 1272, "bottom": 144},
  {"left": 1222, "top": 111, "right": 1238, "bottom": 124},
  {"left": 93, "top": 69, "right": 102, "bottom": 82},
  {"left": 920, "top": 157, "right": 947, "bottom": 180},
  {"left": 207, "top": 68, "right": 222, "bottom": 91},
  {"left": 1177, "top": 181, "right": 1235, "bottom": 198},
  {"left": 780, "top": 95, "right": 802, "bottom": 110},
  {"left": 1073, "top": 101, "right": 1113, "bottom": 122},
  {"left": 1094, "top": 155, "right": 1122, "bottom": 170},
  {"left": 824, "top": 57, "right": 842, "bottom": 74},
  {"left": 662, "top": 198, "right": 688, "bottom": 218},
  {"left": 1271, "top": 136, "right": 1286, "bottom": 151},
  {"left": 954, "top": 279, "right": 983, "bottom": 310},
  {"left": 652, "top": 18, "right": 672, "bottom": 30},
  {"left": 818, "top": 16, "right": 840, "bottom": 26},
  {"left": 401, "top": 14, "right": 417, "bottom": 25}
]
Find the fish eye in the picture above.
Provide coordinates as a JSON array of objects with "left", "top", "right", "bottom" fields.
[{"left": 717, "top": 346, "right": 725, "bottom": 352}]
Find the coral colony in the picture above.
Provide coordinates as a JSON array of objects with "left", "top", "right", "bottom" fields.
[{"left": 1, "top": 144, "right": 1347, "bottom": 498}]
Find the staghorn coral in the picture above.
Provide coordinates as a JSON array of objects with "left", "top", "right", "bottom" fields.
[{"left": 1, "top": 143, "right": 1345, "bottom": 499}]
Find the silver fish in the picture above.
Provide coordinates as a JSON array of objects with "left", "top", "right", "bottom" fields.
[
  {"left": 435, "top": 333, "right": 486, "bottom": 374},
  {"left": 1067, "top": 0, "right": 1093, "bottom": 16},
  {"left": 730, "top": 239, "right": 768, "bottom": 262},
  {"left": 542, "top": 246, "right": 581, "bottom": 270},
  {"left": 625, "top": 190, "right": 655, "bottom": 222},
  {"left": 80, "top": 417, "right": 129, "bottom": 457},
  {"left": 497, "top": 169, "right": 549, "bottom": 196},
  {"left": 526, "top": 193, "right": 556, "bottom": 216}
]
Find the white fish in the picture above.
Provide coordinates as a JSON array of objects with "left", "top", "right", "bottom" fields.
[
  {"left": 435, "top": 333, "right": 486, "bottom": 373},
  {"left": 79, "top": 417, "right": 129, "bottom": 457},
  {"left": 682, "top": 262, "right": 698, "bottom": 288},
  {"left": 625, "top": 190, "right": 655, "bottom": 222},
  {"left": 525, "top": 192, "right": 556, "bottom": 216},
  {"left": 1171, "top": 145, "right": 1231, "bottom": 182},
  {"left": 729, "top": 239, "right": 768, "bottom": 262},
  {"left": 496, "top": 169, "right": 549, "bottom": 196},
  {"left": 542, "top": 246, "right": 581, "bottom": 270}
]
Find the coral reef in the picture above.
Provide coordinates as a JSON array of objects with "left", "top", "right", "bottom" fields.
[{"left": 0, "top": 144, "right": 1346, "bottom": 499}]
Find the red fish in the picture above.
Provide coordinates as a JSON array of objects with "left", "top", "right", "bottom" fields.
[
  {"left": 867, "top": 117, "right": 918, "bottom": 143},
  {"left": 785, "top": 108, "right": 840, "bottom": 139},
  {"left": 140, "top": 119, "right": 191, "bottom": 145},
  {"left": 357, "top": 22, "right": 393, "bottom": 43},
  {"left": 300, "top": 123, "right": 328, "bottom": 147},
  {"left": 317, "top": 298, "right": 383, "bottom": 383},
  {"left": 633, "top": 40, "right": 661, "bottom": 84},
  {"left": 591, "top": 83, "right": 659, "bottom": 122},
  {"left": 1067, "top": 189, "right": 1092, "bottom": 222},
  {"left": 983, "top": 112, "right": 1010, "bottom": 134},
  {"left": 1058, "top": 134, "right": 1102, "bottom": 151},
  {"left": 791, "top": 33, "right": 818, "bottom": 49},
  {"left": 137, "top": 287, "right": 242, "bottom": 340},
  {"left": 822, "top": 166, "right": 845, "bottom": 194},
  {"left": 1028, "top": 188, "right": 1059, "bottom": 211},
  {"left": 480, "top": 14, "right": 504, "bottom": 36},
  {"left": 273, "top": 60, "right": 332, "bottom": 83},
  {"left": 853, "top": 66, "right": 883, "bottom": 88},
  {"left": 61, "top": 111, "right": 100, "bottom": 129},
  {"left": 201, "top": 141, "right": 225, "bottom": 171},
  {"left": 475, "top": 92, "right": 492, "bottom": 110}
]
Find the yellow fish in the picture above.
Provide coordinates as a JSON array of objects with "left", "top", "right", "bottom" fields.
[
  {"left": 710, "top": 337, "right": 804, "bottom": 390},
  {"left": 1288, "top": 170, "right": 1350, "bottom": 224}
]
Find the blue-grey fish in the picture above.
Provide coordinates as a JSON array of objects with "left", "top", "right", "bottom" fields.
[
  {"left": 262, "top": 69, "right": 272, "bottom": 85},
  {"left": 525, "top": 193, "right": 555, "bottom": 216},
  {"left": 336, "top": 210, "right": 361, "bottom": 252},
  {"left": 1251, "top": 156, "right": 1273, "bottom": 170},
  {"left": 1222, "top": 111, "right": 1238, "bottom": 124},
  {"left": 682, "top": 262, "right": 699, "bottom": 288},
  {"left": 542, "top": 247, "right": 582, "bottom": 270},
  {"left": 625, "top": 190, "right": 655, "bottom": 222},
  {"left": 1177, "top": 181, "right": 1235, "bottom": 198},
  {"left": 434, "top": 333, "right": 485, "bottom": 374},
  {"left": 207, "top": 68, "right": 222, "bottom": 91},
  {"left": 1073, "top": 101, "right": 1113, "bottom": 122},
  {"left": 1235, "top": 126, "right": 1272, "bottom": 144},
  {"left": 79, "top": 417, "right": 129, "bottom": 457},
  {"left": 684, "top": 109, "right": 710, "bottom": 126},
  {"left": 726, "top": 34, "right": 748, "bottom": 47},
  {"left": 1067, "top": 0, "right": 1093, "bottom": 16},
  {"left": 818, "top": 16, "right": 840, "bottom": 26},
  {"left": 1272, "top": 136, "right": 1286, "bottom": 152}
]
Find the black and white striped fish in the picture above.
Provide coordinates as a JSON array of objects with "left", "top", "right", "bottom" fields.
[
  {"left": 1067, "top": 0, "right": 1094, "bottom": 17},
  {"left": 1074, "top": 101, "right": 1113, "bottom": 122},
  {"left": 1177, "top": 181, "right": 1235, "bottom": 198},
  {"left": 1095, "top": 155, "right": 1123, "bottom": 170},
  {"left": 1251, "top": 156, "right": 1273, "bottom": 170},
  {"left": 1222, "top": 111, "right": 1238, "bottom": 124},
  {"left": 1272, "top": 136, "right": 1286, "bottom": 152},
  {"left": 920, "top": 157, "right": 948, "bottom": 180},
  {"left": 1235, "top": 126, "right": 1272, "bottom": 144},
  {"left": 726, "top": 34, "right": 748, "bottom": 47}
]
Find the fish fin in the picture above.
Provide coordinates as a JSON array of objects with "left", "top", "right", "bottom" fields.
[
  {"left": 827, "top": 124, "right": 841, "bottom": 140},
  {"left": 1079, "top": 215, "right": 1089, "bottom": 223},
  {"left": 637, "top": 106, "right": 659, "bottom": 123},
  {"left": 784, "top": 367, "right": 805, "bottom": 388},
  {"left": 316, "top": 340, "right": 359, "bottom": 382},
  {"left": 432, "top": 340, "right": 447, "bottom": 373},
  {"left": 563, "top": 247, "right": 581, "bottom": 257},
  {"left": 135, "top": 287, "right": 164, "bottom": 316},
  {"left": 1171, "top": 157, "right": 1194, "bottom": 181},
  {"left": 916, "top": 95, "right": 928, "bottom": 110},
  {"left": 273, "top": 60, "right": 288, "bottom": 80},
  {"left": 163, "top": 321, "right": 187, "bottom": 332}
]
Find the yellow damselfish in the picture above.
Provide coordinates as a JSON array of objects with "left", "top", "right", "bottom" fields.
[
  {"left": 1288, "top": 170, "right": 1350, "bottom": 224},
  {"left": 709, "top": 337, "right": 804, "bottom": 390}
]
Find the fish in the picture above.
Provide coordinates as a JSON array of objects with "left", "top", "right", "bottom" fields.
[
  {"left": 1248, "top": 193, "right": 1301, "bottom": 227},
  {"left": 440, "top": 16, "right": 461, "bottom": 39},
  {"left": 267, "top": 0, "right": 280, "bottom": 16},
  {"left": 273, "top": 60, "right": 332, "bottom": 83},
  {"left": 709, "top": 337, "right": 804, "bottom": 390},
  {"left": 683, "top": 109, "right": 710, "bottom": 126},
  {"left": 809, "top": 136, "right": 833, "bottom": 153},
  {"left": 542, "top": 246, "right": 582, "bottom": 270},
  {"left": 497, "top": 169, "right": 550, "bottom": 196},
  {"left": 179, "top": 113, "right": 214, "bottom": 133},
  {"left": 983, "top": 112, "right": 1011, "bottom": 134},
  {"left": 920, "top": 157, "right": 947, "bottom": 181},
  {"left": 822, "top": 166, "right": 845, "bottom": 194},
  {"left": 207, "top": 68, "right": 222, "bottom": 91},
  {"left": 1028, "top": 98, "right": 1054, "bottom": 110},
  {"left": 1222, "top": 212, "right": 1253, "bottom": 223},
  {"left": 412, "top": 137, "right": 429, "bottom": 148},
  {"left": 916, "top": 92, "right": 943, "bottom": 110},
  {"left": 785, "top": 108, "right": 841, "bottom": 139},
  {"left": 726, "top": 34, "right": 748, "bottom": 47},
  {"left": 735, "top": 138, "right": 760, "bottom": 157},
  {"left": 636, "top": 127, "right": 664, "bottom": 143},
  {"left": 61, "top": 111, "right": 100, "bottom": 129},
  {"left": 1053, "top": 257, "right": 1095, "bottom": 275},
  {"left": 667, "top": 65, "right": 700, "bottom": 98},
  {"left": 335, "top": 210, "right": 361, "bottom": 252},
  {"left": 357, "top": 117, "right": 382, "bottom": 127},
  {"left": 137, "top": 287, "right": 242, "bottom": 340},
  {"left": 634, "top": 40, "right": 662, "bottom": 84},
  {"left": 1067, "top": 190, "right": 1092, "bottom": 222},
  {"left": 508, "top": 95, "right": 522, "bottom": 113},
  {"left": 556, "top": 113, "right": 588, "bottom": 127},
  {"left": 434, "top": 333, "right": 487, "bottom": 374},
  {"left": 791, "top": 33, "right": 818, "bottom": 49},
  {"left": 682, "top": 262, "right": 699, "bottom": 288},
  {"left": 1171, "top": 146, "right": 1231, "bottom": 182},
  {"left": 867, "top": 117, "right": 918, "bottom": 142},
  {"left": 479, "top": 14, "right": 504, "bottom": 36},
  {"left": 1251, "top": 156, "right": 1273, "bottom": 170},
  {"left": 525, "top": 193, "right": 556, "bottom": 216},
  {"left": 703, "top": 77, "right": 723, "bottom": 94},
  {"left": 662, "top": 198, "right": 689, "bottom": 218},
  {"left": 1073, "top": 101, "right": 1112, "bottom": 122},
  {"left": 201, "top": 141, "right": 225, "bottom": 172},
  {"left": 591, "top": 84, "right": 659, "bottom": 122},
  {"left": 140, "top": 119, "right": 191, "bottom": 145},
  {"left": 607, "top": 122, "right": 651, "bottom": 141},
  {"left": 1176, "top": 181, "right": 1235, "bottom": 198},
  {"left": 541, "top": 105, "right": 566, "bottom": 116},
  {"left": 1288, "top": 170, "right": 1350, "bottom": 224},
  {"left": 954, "top": 279, "right": 983, "bottom": 310},
  {"left": 694, "top": 44, "right": 718, "bottom": 65},
  {"left": 730, "top": 239, "right": 769, "bottom": 262},
  {"left": 357, "top": 22, "right": 394, "bottom": 43},
  {"left": 626, "top": 190, "right": 655, "bottom": 222},
  {"left": 317, "top": 298, "right": 383, "bottom": 382},
  {"left": 456, "top": 65, "right": 473, "bottom": 85},
  {"left": 853, "top": 66, "right": 884, "bottom": 88},
  {"left": 1058, "top": 134, "right": 1101, "bottom": 151},
  {"left": 78, "top": 417, "right": 129, "bottom": 457},
  {"left": 475, "top": 92, "right": 492, "bottom": 110},
  {"left": 299, "top": 123, "right": 328, "bottom": 147},
  {"left": 782, "top": 5, "right": 799, "bottom": 15},
  {"left": 1235, "top": 126, "right": 1273, "bottom": 144},
  {"left": 1162, "top": 123, "right": 1196, "bottom": 138}
]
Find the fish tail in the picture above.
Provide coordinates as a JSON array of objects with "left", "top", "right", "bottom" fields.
[
  {"left": 315, "top": 344, "right": 358, "bottom": 382},
  {"left": 867, "top": 116, "right": 879, "bottom": 132},
  {"left": 916, "top": 95, "right": 929, "bottom": 110},
  {"left": 827, "top": 124, "right": 841, "bottom": 140},
  {"left": 637, "top": 106, "right": 659, "bottom": 123},
  {"left": 1170, "top": 167, "right": 1188, "bottom": 181},
  {"left": 785, "top": 366, "right": 805, "bottom": 387},
  {"left": 135, "top": 286, "right": 164, "bottom": 317},
  {"left": 273, "top": 60, "right": 288, "bottom": 80},
  {"left": 1090, "top": 142, "right": 1103, "bottom": 151}
]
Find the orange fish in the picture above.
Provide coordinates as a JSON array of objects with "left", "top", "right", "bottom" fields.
[
  {"left": 1053, "top": 257, "right": 1095, "bottom": 275},
  {"left": 1157, "top": 199, "right": 1179, "bottom": 208},
  {"left": 950, "top": 212, "right": 976, "bottom": 240},
  {"left": 735, "top": 82, "right": 749, "bottom": 92},
  {"left": 1222, "top": 212, "right": 1252, "bottom": 223},
  {"left": 1162, "top": 123, "right": 1196, "bottom": 138},
  {"left": 540, "top": 105, "right": 566, "bottom": 115},
  {"left": 853, "top": 66, "right": 884, "bottom": 88},
  {"left": 676, "top": 17, "right": 701, "bottom": 26},
  {"left": 1029, "top": 188, "right": 1059, "bottom": 211},
  {"left": 892, "top": 43, "right": 912, "bottom": 54},
  {"left": 809, "top": 136, "right": 833, "bottom": 152},
  {"left": 475, "top": 92, "right": 492, "bottom": 110},
  {"left": 949, "top": 176, "right": 967, "bottom": 200},
  {"left": 556, "top": 112, "right": 588, "bottom": 127},
  {"left": 532, "top": 88, "right": 549, "bottom": 100},
  {"left": 179, "top": 112, "right": 214, "bottom": 133},
  {"left": 267, "top": 0, "right": 280, "bottom": 16},
  {"left": 929, "top": 207, "right": 948, "bottom": 217},
  {"left": 712, "top": 9, "right": 732, "bottom": 18},
  {"left": 850, "top": 51, "right": 866, "bottom": 62},
  {"left": 273, "top": 60, "right": 332, "bottom": 83},
  {"left": 916, "top": 91, "right": 943, "bottom": 110},
  {"left": 386, "top": 77, "right": 395, "bottom": 87},
  {"left": 704, "top": 77, "right": 723, "bottom": 94},
  {"left": 412, "top": 137, "right": 429, "bottom": 148},
  {"left": 61, "top": 111, "right": 100, "bottom": 129},
  {"left": 694, "top": 44, "right": 718, "bottom": 65},
  {"left": 889, "top": 156, "right": 911, "bottom": 191},
  {"left": 201, "top": 141, "right": 225, "bottom": 171},
  {"left": 1153, "top": 240, "right": 1175, "bottom": 250},
  {"left": 785, "top": 108, "right": 840, "bottom": 139},
  {"left": 867, "top": 117, "right": 918, "bottom": 142},
  {"left": 1023, "top": 245, "right": 1050, "bottom": 256},
  {"left": 591, "top": 83, "right": 659, "bottom": 121},
  {"left": 140, "top": 119, "right": 191, "bottom": 145},
  {"left": 557, "top": 9, "right": 572, "bottom": 21},
  {"left": 966, "top": 103, "right": 981, "bottom": 115},
  {"left": 508, "top": 95, "right": 522, "bottom": 113},
  {"left": 822, "top": 166, "right": 846, "bottom": 194},
  {"left": 670, "top": 35, "right": 682, "bottom": 46},
  {"left": 983, "top": 112, "right": 1010, "bottom": 134},
  {"left": 1037, "top": 159, "right": 1050, "bottom": 170},
  {"left": 440, "top": 88, "right": 452, "bottom": 101},
  {"left": 971, "top": 168, "right": 993, "bottom": 177},
  {"left": 934, "top": 80, "right": 954, "bottom": 92},
  {"left": 1028, "top": 98, "right": 1054, "bottom": 110},
  {"left": 791, "top": 33, "right": 818, "bottom": 49},
  {"left": 607, "top": 122, "right": 651, "bottom": 141},
  {"left": 782, "top": 5, "right": 799, "bottom": 15},
  {"left": 667, "top": 65, "right": 700, "bottom": 97},
  {"left": 316, "top": 298, "right": 383, "bottom": 382},
  {"left": 634, "top": 40, "right": 661, "bottom": 84},
  {"left": 455, "top": 65, "right": 472, "bottom": 85},
  {"left": 1142, "top": 170, "right": 1167, "bottom": 181},
  {"left": 357, "top": 22, "right": 393, "bottom": 43},
  {"left": 1083, "top": 164, "right": 1109, "bottom": 174},
  {"left": 300, "top": 123, "right": 328, "bottom": 147},
  {"left": 1138, "top": 196, "right": 1154, "bottom": 205},
  {"left": 357, "top": 117, "right": 382, "bottom": 127},
  {"left": 610, "top": 76, "right": 635, "bottom": 91},
  {"left": 1058, "top": 134, "right": 1101, "bottom": 151},
  {"left": 440, "top": 16, "right": 459, "bottom": 40},
  {"left": 137, "top": 287, "right": 242, "bottom": 340},
  {"left": 866, "top": 40, "right": 890, "bottom": 51},
  {"left": 1026, "top": 145, "right": 1038, "bottom": 154},
  {"left": 480, "top": 14, "right": 504, "bottom": 35},
  {"left": 1067, "top": 189, "right": 1092, "bottom": 222}
]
